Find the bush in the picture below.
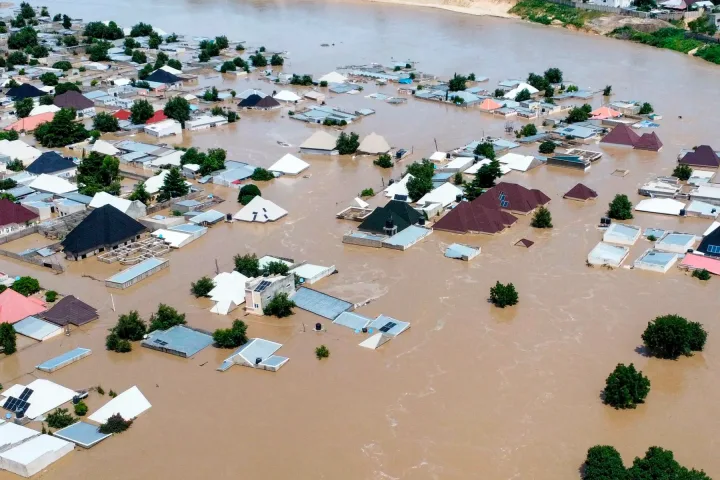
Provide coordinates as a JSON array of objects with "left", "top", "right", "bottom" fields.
[
  {"left": 148, "top": 304, "right": 186, "bottom": 332},
  {"left": 642, "top": 314, "right": 707, "bottom": 359},
  {"left": 531, "top": 206, "right": 553, "bottom": 228},
  {"left": 603, "top": 85, "right": 612, "bottom": 96},
  {"left": 607, "top": 194, "right": 633, "bottom": 220},
  {"left": 263, "top": 292, "right": 295, "bottom": 318},
  {"left": 448, "top": 73, "right": 467, "bottom": 92},
  {"left": 539, "top": 140, "right": 556, "bottom": 154},
  {"left": 105, "top": 333, "right": 132, "bottom": 353},
  {"left": 489, "top": 281, "right": 518, "bottom": 308},
  {"left": 647, "top": 234, "right": 657, "bottom": 242},
  {"left": 113, "top": 310, "right": 147, "bottom": 341},
  {"left": 213, "top": 320, "right": 248, "bottom": 348},
  {"left": 234, "top": 253, "right": 261, "bottom": 277},
  {"left": 74, "top": 401, "right": 88, "bottom": 416},
  {"left": 692, "top": 269, "right": 711, "bottom": 281},
  {"left": 238, "top": 184, "right": 261, "bottom": 205},
  {"left": 109, "top": 390, "right": 117, "bottom": 397},
  {"left": 583, "top": 446, "right": 628, "bottom": 480},
  {"left": 251, "top": 167, "right": 274, "bottom": 181},
  {"left": 263, "top": 261, "right": 289, "bottom": 276},
  {"left": 639, "top": 102, "right": 654, "bottom": 115},
  {"left": 672, "top": 164, "right": 692, "bottom": 181},
  {"left": 270, "top": 54, "right": 284, "bottom": 66},
  {"left": 566, "top": 104, "right": 592, "bottom": 123},
  {"left": 96, "top": 385, "right": 105, "bottom": 395},
  {"left": 99, "top": 413, "right": 132, "bottom": 434},
  {"left": 514, "top": 88, "right": 531, "bottom": 102},
  {"left": 54, "top": 82, "right": 81, "bottom": 95},
  {"left": 360, "top": 188, "right": 374, "bottom": 197},
  {"left": 93, "top": 112, "right": 120, "bottom": 132},
  {"left": 47, "top": 408, "right": 76, "bottom": 429},
  {"left": 0, "top": 323, "right": 16, "bottom": 355},
  {"left": 374, "top": 153, "right": 394, "bottom": 168},
  {"left": 45, "top": 290, "right": 57, "bottom": 302},
  {"left": 519, "top": 123, "right": 537, "bottom": 137},
  {"left": 602, "top": 363, "right": 650, "bottom": 409},
  {"left": 11, "top": 276, "right": 40, "bottom": 296},
  {"left": 543, "top": 67, "right": 563, "bottom": 84},
  {"left": 315, "top": 345, "right": 330, "bottom": 359},
  {"left": 191, "top": 276, "right": 215, "bottom": 297},
  {"left": 336, "top": 132, "right": 360, "bottom": 155},
  {"left": 249, "top": 53, "right": 267, "bottom": 67}
]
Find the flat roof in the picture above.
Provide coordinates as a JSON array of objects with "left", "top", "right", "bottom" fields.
[
  {"left": 384, "top": 226, "right": 432, "bottom": 248},
  {"left": 36, "top": 347, "right": 92, "bottom": 372},
  {"left": 106, "top": 257, "right": 168, "bottom": 285},
  {"left": 141, "top": 325, "right": 213, "bottom": 357},
  {"left": 657, "top": 233, "right": 695, "bottom": 246},
  {"left": 54, "top": 421, "right": 111, "bottom": 448},
  {"left": 169, "top": 223, "right": 207, "bottom": 234},
  {"left": 369, "top": 315, "right": 410, "bottom": 337},
  {"left": 188, "top": 209, "right": 225, "bottom": 225},
  {"left": 636, "top": 249, "right": 678, "bottom": 266},
  {"left": 291, "top": 287, "right": 352, "bottom": 320},
  {"left": 333, "top": 311, "right": 373, "bottom": 330},
  {"left": 13, "top": 316, "right": 61, "bottom": 341}
]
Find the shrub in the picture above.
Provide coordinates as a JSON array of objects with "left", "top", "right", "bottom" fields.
[
  {"left": 448, "top": 73, "right": 467, "bottom": 92},
  {"left": 692, "top": 269, "right": 711, "bottom": 281},
  {"left": 270, "top": 54, "right": 284, "bottom": 66},
  {"left": 11, "top": 276, "right": 40, "bottom": 296},
  {"left": 514, "top": 88, "right": 531, "bottom": 102},
  {"left": 74, "top": 401, "right": 88, "bottom": 416},
  {"left": 238, "top": 184, "right": 261, "bottom": 205},
  {"left": 213, "top": 320, "right": 248, "bottom": 348},
  {"left": 453, "top": 172, "right": 463, "bottom": 185},
  {"left": 543, "top": 67, "right": 563, "bottom": 84},
  {"left": 99, "top": 413, "right": 132, "bottom": 434},
  {"left": 263, "top": 261, "right": 289, "bottom": 276},
  {"left": 603, "top": 85, "right": 612, "bottom": 96},
  {"left": 672, "top": 164, "right": 692, "bottom": 181},
  {"left": 647, "top": 234, "right": 657, "bottom": 242},
  {"left": 105, "top": 333, "right": 132, "bottom": 353},
  {"left": 538, "top": 140, "right": 556, "bottom": 154},
  {"left": 319, "top": 80, "right": 328, "bottom": 87},
  {"left": 602, "top": 363, "right": 650, "bottom": 409},
  {"left": 583, "top": 446, "right": 628, "bottom": 480},
  {"left": 336, "top": 132, "right": 360, "bottom": 155},
  {"left": 642, "top": 314, "right": 707, "bottom": 359},
  {"left": 315, "top": 345, "right": 330, "bottom": 359},
  {"left": 531, "top": 206, "right": 553, "bottom": 228},
  {"left": 234, "top": 253, "right": 261, "bottom": 277},
  {"left": 46, "top": 408, "right": 76, "bottom": 429},
  {"left": 109, "top": 390, "right": 117, "bottom": 397},
  {"left": 96, "top": 385, "right": 105, "bottom": 395},
  {"left": 360, "top": 188, "right": 374, "bottom": 197},
  {"left": 0, "top": 323, "right": 16, "bottom": 355},
  {"left": 191, "top": 276, "right": 214, "bottom": 297},
  {"left": 251, "top": 167, "right": 274, "bottom": 181},
  {"left": 607, "top": 194, "right": 633, "bottom": 220},
  {"left": 113, "top": 310, "right": 147, "bottom": 341},
  {"left": 45, "top": 290, "right": 57, "bottom": 302},
  {"left": 374, "top": 153, "right": 394, "bottom": 168},
  {"left": 489, "top": 281, "right": 518, "bottom": 308},
  {"left": 148, "top": 304, "right": 186, "bottom": 332},
  {"left": 639, "top": 102, "right": 654, "bottom": 115},
  {"left": 263, "top": 292, "right": 295, "bottom": 317},
  {"left": 519, "top": 123, "right": 537, "bottom": 137}
]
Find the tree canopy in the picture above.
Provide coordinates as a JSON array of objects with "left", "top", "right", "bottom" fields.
[
  {"left": 213, "top": 320, "right": 248, "bottom": 348},
  {"left": 404, "top": 159, "right": 435, "bottom": 202},
  {"left": 163, "top": 97, "right": 191, "bottom": 127},
  {"left": 14, "top": 98, "right": 33, "bottom": 118},
  {"left": 84, "top": 20, "right": 124, "bottom": 40},
  {"left": 234, "top": 253, "right": 261, "bottom": 277},
  {"left": 39, "top": 72, "right": 58, "bottom": 86},
  {"left": 264, "top": 293, "right": 295, "bottom": 318},
  {"left": 10, "top": 276, "right": 41, "bottom": 296},
  {"left": 602, "top": 363, "right": 650, "bottom": 409},
  {"left": 148, "top": 304, "right": 186, "bottom": 332},
  {"left": 583, "top": 446, "right": 628, "bottom": 480},
  {"left": 130, "top": 22, "right": 154, "bottom": 37},
  {"left": 539, "top": 140, "right": 556, "bottom": 154},
  {"left": 128, "top": 182, "right": 150, "bottom": 205},
  {"left": 336, "top": 132, "right": 360, "bottom": 155},
  {"left": 191, "top": 276, "right": 215, "bottom": 297},
  {"left": 130, "top": 99, "right": 155, "bottom": 124},
  {"left": 672, "top": 164, "right": 692, "bottom": 181},
  {"left": 566, "top": 104, "right": 593, "bottom": 124},
  {"left": 8, "top": 26, "right": 37, "bottom": 49},
  {"left": 54, "top": 82, "right": 81, "bottom": 95},
  {"left": 473, "top": 141, "right": 496, "bottom": 160},
  {"left": 641, "top": 314, "right": 707, "bottom": 359},
  {"left": 76, "top": 152, "right": 121, "bottom": 196},
  {"left": 514, "top": 88, "right": 532, "bottom": 102},
  {"left": 489, "top": 281, "right": 518, "bottom": 308},
  {"left": 448, "top": 73, "right": 467, "bottom": 92},
  {"left": 465, "top": 158, "right": 503, "bottom": 200},
  {"left": 531, "top": 206, "right": 553, "bottom": 228},
  {"left": 180, "top": 147, "right": 226, "bottom": 176},
  {"left": 157, "top": 167, "right": 189, "bottom": 202},
  {"left": 238, "top": 183, "right": 261, "bottom": 205},
  {"left": 87, "top": 41, "right": 112, "bottom": 62},
  {"left": 607, "top": 194, "right": 633, "bottom": 220},
  {"left": 544, "top": 67, "right": 563, "bottom": 84},
  {"left": 93, "top": 112, "right": 120, "bottom": 132},
  {"left": 0, "top": 323, "right": 16, "bottom": 355}
]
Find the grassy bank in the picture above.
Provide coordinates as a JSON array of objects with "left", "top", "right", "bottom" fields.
[
  {"left": 509, "top": 0, "right": 604, "bottom": 29},
  {"left": 609, "top": 26, "right": 720, "bottom": 64}
]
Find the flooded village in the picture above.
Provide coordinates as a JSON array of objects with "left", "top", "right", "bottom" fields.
[{"left": 0, "top": 0, "right": 718, "bottom": 479}]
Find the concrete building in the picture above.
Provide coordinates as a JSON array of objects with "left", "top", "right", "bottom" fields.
[{"left": 244, "top": 275, "right": 295, "bottom": 315}]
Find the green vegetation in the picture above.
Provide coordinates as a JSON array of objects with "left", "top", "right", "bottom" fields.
[
  {"left": 77, "top": 152, "right": 121, "bottom": 196},
  {"left": 603, "top": 85, "right": 612, "bottom": 96},
  {"left": 6, "top": 159, "right": 24, "bottom": 172},
  {"left": 448, "top": 73, "right": 467, "bottom": 92},
  {"left": 583, "top": 446, "right": 711, "bottom": 480},
  {"left": 8, "top": 26, "right": 37, "bottom": 49},
  {"left": 45, "top": 290, "right": 57, "bottom": 302},
  {"left": 34, "top": 108, "right": 89, "bottom": 147},
  {"left": 99, "top": 414, "right": 133, "bottom": 434},
  {"left": 52, "top": 61, "right": 72, "bottom": 71},
  {"left": 539, "top": 140, "right": 556, "bottom": 154},
  {"left": 158, "top": 167, "right": 190, "bottom": 202},
  {"left": 582, "top": 446, "right": 628, "bottom": 480},
  {"left": 7, "top": 51, "right": 28, "bottom": 66},
  {"left": 514, "top": 88, "right": 531, "bottom": 102},
  {"left": 39, "top": 72, "right": 58, "bottom": 86},
  {"left": 566, "top": 104, "right": 592, "bottom": 123},
  {"left": 84, "top": 20, "right": 124, "bottom": 40},
  {"left": 360, "top": 188, "right": 375, "bottom": 197},
  {"left": 672, "top": 163, "right": 692, "bottom": 181},
  {"left": 263, "top": 261, "right": 289, "bottom": 276},
  {"left": 270, "top": 54, "right": 284, "bottom": 66},
  {"left": 128, "top": 182, "right": 150, "bottom": 205},
  {"left": 54, "top": 82, "right": 81, "bottom": 95},
  {"left": 692, "top": 269, "right": 711, "bottom": 281},
  {"left": 234, "top": 253, "right": 261, "bottom": 277},
  {"left": 46, "top": 408, "right": 76, "bottom": 429},
  {"left": 131, "top": 50, "right": 147, "bottom": 64},
  {"left": 489, "top": 281, "right": 519, "bottom": 308},
  {"left": 263, "top": 292, "right": 296, "bottom": 318},
  {"left": 609, "top": 26, "right": 705, "bottom": 58},
  {"left": 130, "top": 99, "right": 154, "bottom": 124},
  {"left": 531, "top": 206, "right": 553, "bottom": 228},
  {"left": 93, "top": 112, "right": 120, "bottom": 133},
  {"left": 374, "top": 153, "right": 394, "bottom": 168},
  {"left": 203, "top": 86, "right": 219, "bottom": 102},
  {"left": 130, "top": 22, "right": 154, "bottom": 37},
  {"left": 607, "top": 194, "right": 633, "bottom": 220},
  {"left": 639, "top": 102, "right": 653, "bottom": 115},
  {"left": 688, "top": 13, "right": 717, "bottom": 35},
  {"left": 647, "top": 234, "right": 657, "bottom": 242},
  {"left": 641, "top": 314, "right": 707, "bottom": 359},
  {"left": 602, "top": 363, "right": 650, "bottom": 409},
  {"left": 519, "top": 124, "right": 537, "bottom": 137},
  {"left": 180, "top": 147, "right": 226, "bottom": 176},
  {"left": 149, "top": 304, "right": 186, "bottom": 332},
  {"left": 315, "top": 345, "right": 330, "bottom": 359},
  {"left": 695, "top": 44, "right": 720, "bottom": 65},
  {"left": 336, "top": 132, "right": 360, "bottom": 155},
  {"left": 473, "top": 141, "right": 496, "bottom": 160},
  {"left": 404, "top": 159, "right": 434, "bottom": 202},
  {"left": 163, "top": 97, "right": 191, "bottom": 127},
  {"left": 74, "top": 401, "right": 88, "bottom": 416},
  {"left": 509, "top": 0, "right": 604, "bottom": 29},
  {"left": 11, "top": 276, "right": 40, "bottom": 296},
  {"left": 251, "top": 167, "right": 275, "bottom": 181},
  {"left": 220, "top": 61, "right": 236, "bottom": 73},
  {"left": 238, "top": 184, "right": 261, "bottom": 205},
  {"left": 14, "top": 98, "right": 33, "bottom": 118},
  {"left": 106, "top": 310, "right": 146, "bottom": 353},
  {"left": 191, "top": 276, "right": 215, "bottom": 297},
  {"left": 213, "top": 320, "right": 249, "bottom": 348},
  {"left": 87, "top": 41, "right": 112, "bottom": 62},
  {"left": 0, "top": 323, "right": 16, "bottom": 355},
  {"left": 290, "top": 74, "right": 313, "bottom": 85},
  {"left": 465, "top": 158, "right": 502, "bottom": 200},
  {"left": 0, "top": 178, "right": 17, "bottom": 190},
  {"left": 250, "top": 52, "right": 267, "bottom": 67}
]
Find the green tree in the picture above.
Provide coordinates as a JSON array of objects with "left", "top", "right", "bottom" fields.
[
  {"left": 39, "top": 94, "right": 54, "bottom": 106},
  {"left": 191, "top": 276, "right": 215, "bottom": 297},
  {"left": 105, "top": 332, "right": 132, "bottom": 352},
  {"left": 8, "top": 26, "right": 37, "bottom": 49},
  {"left": 198, "top": 50, "right": 210, "bottom": 62},
  {"left": 7, "top": 51, "right": 28, "bottom": 66},
  {"left": 520, "top": 123, "right": 537, "bottom": 137},
  {"left": 157, "top": 167, "right": 189, "bottom": 202},
  {"left": 31, "top": 45, "right": 48, "bottom": 58},
  {"left": 0, "top": 178, "right": 17, "bottom": 190},
  {"left": 514, "top": 88, "right": 531, "bottom": 102},
  {"left": 489, "top": 281, "right": 518, "bottom": 308},
  {"left": 0, "top": 323, "right": 16, "bottom": 355},
  {"left": 249, "top": 53, "right": 267, "bottom": 67},
  {"left": 215, "top": 35, "right": 229, "bottom": 49},
  {"left": 527, "top": 73, "right": 550, "bottom": 93},
  {"left": 153, "top": 51, "right": 168, "bottom": 69},
  {"left": 583, "top": 446, "right": 628, "bottom": 480},
  {"left": 251, "top": 168, "right": 274, "bottom": 181},
  {"left": 54, "top": 82, "right": 81, "bottom": 95},
  {"left": 5, "top": 159, "right": 24, "bottom": 172},
  {"left": 531, "top": 206, "right": 553, "bottom": 228},
  {"left": 220, "top": 61, "right": 236, "bottom": 73},
  {"left": 87, "top": 41, "right": 111, "bottom": 61},
  {"left": 238, "top": 184, "right": 261, "bottom": 205},
  {"left": 130, "top": 22, "right": 153, "bottom": 37},
  {"left": 639, "top": 102, "right": 654, "bottom": 115},
  {"left": 539, "top": 140, "right": 556, "bottom": 154},
  {"left": 11, "top": 276, "right": 40, "bottom": 296},
  {"left": 14, "top": 98, "right": 34, "bottom": 118},
  {"left": 163, "top": 97, "right": 191, "bottom": 127},
  {"left": 148, "top": 34, "right": 162, "bottom": 49},
  {"left": 628, "top": 447, "right": 710, "bottom": 479},
  {"left": 234, "top": 253, "right": 261, "bottom": 277},
  {"left": 148, "top": 304, "right": 186, "bottom": 332},
  {"left": 112, "top": 310, "right": 147, "bottom": 341},
  {"left": 607, "top": 194, "right": 633, "bottom": 220},
  {"left": 448, "top": 73, "right": 467, "bottom": 92},
  {"left": 672, "top": 164, "right": 692, "bottom": 181},
  {"left": 263, "top": 292, "right": 295, "bottom": 318},
  {"left": 407, "top": 175, "right": 433, "bottom": 202},
  {"left": 213, "top": 320, "right": 248, "bottom": 348},
  {"left": 131, "top": 50, "right": 147, "bottom": 64},
  {"left": 270, "top": 54, "right": 284, "bottom": 66},
  {"left": 692, "top": 269, "right": 711, "bottom": 281},
  {"left": 62, "top": 36, "right": 78, "bottom": 47},
  {"left": 603, "top": 85, "right": 612, "bottom": 96},
  {"left": 46, "top": 408, "right": 76, "bottom": 429},
  {"left": 602, "top": 363, "right": 650, "bottom": 409},
  {"left": 130, "top": 99, "right": 154, "bottom": 124},
  {"left": 45, "top": 290, "right": 57, "bottom": 302},
  {"left": 566, "top": 104, "right": 592, "bottom": 123},
  {"left": 642, "top": 314, "right": 707, "bottom": 359},
  {"left": 128, "top": 182, "right": 150, "bottom": 205},
  {"left": 543, "top": 67, "right": 563, "bottom": 84},
  {"left": 76, "top": 152, "right": 121, "bottom": 196},
  {"left": 465, "top": 158, "right": 503, "bottom": 199},
  {"left": 167, "top": 58, "right": 182, "bottom": 70},
  {"left": 263, "top": 261, "right": 289, "bottom": 276},
  {"left": 473, "top": 142, "right": 496, "bottom": 160},
  {"left": 74, "top": 401, "right": 88, "bottom": 416},
  {"left": 202, "top": 86, "right": 219, "bottom": 101},
  {"left": 93, "top": 112, "right": 120, "bottom": 132},
  {"left": 336, "top": 132, "right": 360, "bottom": 155},
  {"left": 62, "top": 14, "right": 71, "bottom": 29},
  {"left": 19, "top": 2, "right": 35, "bottom": 18},
  {"left": 99, "top": 414, "right": 132, "bottom": 434},
  {"left": 374, "top": 153, "right": 394, "bottom": 168},
  {"left": 315, "top": 345, "right": 330, "bottom": 359}
]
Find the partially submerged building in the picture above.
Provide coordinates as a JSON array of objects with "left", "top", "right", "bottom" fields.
[
  {"left": 0, "top": 289, "right": 46, "bottom": 325},
  {"left": 233, "top": 196, "right": 287, "bottom": 223},
  {"left": 88, "top": 386, "right": 151, "bottom": 424},
  {"left": 142, "top": 325, "right": 213, "bottom": 358},
  {"left": 89, "top": 192, "right": 147, "bottom": 219},
  {"left": 634, "top": 198, "right": 686, "bottom": 216},
  {"left": 358, "top": 200, "right": 422, "bottom": 234},
  {"left": 0, "top": 424, "right": 74, "bottom": 478},
  {"left": 105, "top": 257, "right": 169, "bottom": 289},
  {"left": 61, "top": 205, "right": 147, "bottom": 260},
  {"left": 587, "top": 242, "right": 630, "bottom": 268},
  {"left": 0, "top": 199, "right": 39, "bottom": 236},
  {"left": 291, "top": 287, "right": 352, "bottom": 320},
  {"left": 563, "top": 183, "right": 598, "bottom": 201},
  {"left": 208, "top": 271, "right": 249, "bottom": 315},
  {"left": 634, "top": 249, "right": 679, "bottom": 273},
  {"left": 434, "top": 201, "right": 517, "bottom": 235},
  {"left": 299, "top": 130, "right": 338, "bottom": 155},
  {"left": 603, "top": 223, "right": 641, "bottom": 246},
  {"left": 654, "top": 232, "right": 696, "bottom": 254},
  {"left": 245, "top": 275, "right": 296, "bottom": 315},
  {"left": 217, "top": 338, "right": 289, "bottom": 372},
  {"left": 474, "top": 182, "right": 550, "bottom": 215},
  {"left": 678, "top": 145, "right": 720, "bottom": 169}
]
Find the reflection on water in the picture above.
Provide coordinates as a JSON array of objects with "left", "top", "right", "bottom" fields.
[{"left": 1, "top": 0, "right": 720, "bottom": 479}]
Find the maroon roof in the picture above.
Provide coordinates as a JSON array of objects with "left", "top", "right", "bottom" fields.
[
  {"left": 600, "top": 124, "right": 640, "bottom": 147},
  {"left": 634, "top": 132, "right": 663, "bottom": 152},
  {"left": 564, "top": 183, "right": 598, "bottom": 201},
  {"left": 0, "top": 199, "right": 38, "bottom": 227},
  {"left": 53, "top": 91, "right": 94, "bottom": 110},
  {"left": 41, "top": 295, "right": 98, "bottom": 326},
  {"left": 679, "top": 145, "right": 720, "bottom": 168},
  {"left": 475, "top": 182, "right": 550, "bottom": 214},
  {"left": 515, "top": 238, "right": 534, "bottom": 248},
  {"left": 434, "top": 201, "right": 517, "bottom": 234}
]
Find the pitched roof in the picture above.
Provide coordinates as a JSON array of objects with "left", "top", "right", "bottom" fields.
[
  {"left": 145, "top": 69, "right": 182, "bottom": 84},
  {"left": 564, "top": 183, "right": 598, "bottom": 201},
  {"left": 590, "top": 106, "right": 621, "bottom": 120},
  {"left": 6, "top": 83, "right": 45, "bottom": 100},
  {"left": 41, "top": 295, "right": 98, "bottom": 326},
  {"left": 358, "top": 200, "right": 422, "bottom": 234},
  {"left": 634, "top": 132, "right": 663, "bottom": 152},
  {"left": 358, "top": 133, "right": 390, "bottom": 154},
  {"left": 26, "top": 151, "right": 76, "bottom": 175},
  {"left": 238, "top": 94, "right": 263, "bottom": 107},
  {"left": 254, "top": 96, "right": 281, "bottom": 109},
  {"left": 479, "top": 98, "right": 502, "bottom": 111},
  {"left": 0, "top": 198, "right": 39, "bottom": 226},
  {"left": 113, "top": 109, "right": 131, "bottom": 120},
  {"left": 145, "top": 110, "right": 168, "bottom": 124},
  {"left": 600, "top": 124, "right": 640, "bottom": 147},
  {"left": 61, "top": 205, "right": 146, "bottom": 256},
  {"left": 53, "top": 91, "right": 94, "bottom": 110},
  {"left": 0, "top": 289, "right": 46, "bottom": 325},
  {"left": 5, "top": 112, "right": 55, "bottom": 132},
  {"left": 299, "top": 130, "right": 337, "bottom": 151},
  {"left": 475, "top": 182, "right": 550, "bottom": 214},
  {"left": 679, "top": 145, "right": 720, "bottom": 168},
  {"left": 515, "top": 238, "right": 534, "bottom": 248},
  {"left": 433, "top": 201, "right": 517, "bottom": 234}
]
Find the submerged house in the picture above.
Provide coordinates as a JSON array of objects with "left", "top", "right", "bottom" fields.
[
  {"left": 434, "top": 201, "right": 517, "bottom": 235},
  {"left": 678, "top": 145, "right": 720, "bottom": 169},
  {"left": 358, "top": 200, "right": 422, "bottom": 235},
  {"left": 697, "top": 227, "right": 720, "bottom": 257},
  {"left": 474, "top": 182, "right": 550, "bottom": 215},
  {"left": 0, "top": 199, "right": 39, "bottom": 235},
  {"left": 600, "top": 124, "right": 640, "bottom": 148},
  {"left": 25, "top": 152, "right": 77, "bottom": 178},
  {"left": 299, "top": 131, "right": 338, "bottom": 155},
  {"left": 61, "top": 205, "right": 147, "bottom": 260},
  {"left": 245, "top": 275, "right": 296, "bottom": 316},
  {"left": 563, "top": 183, "right": 597, "bottom": 201}
]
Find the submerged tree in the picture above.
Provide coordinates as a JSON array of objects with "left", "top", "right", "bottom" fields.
[
  {"left": 237, "top": 184, "right": 261, "bottom": 205},
  {"left": 157, "top": 167, "right": 189, "bottom": 202},
  {"left": 130, "top": 99, "right": 154, "bottom": 124},
  {"left": 489, "top": 281, "right": 519, "bottom": 308},
  {"left": 99, "top": 414, "right": 133, "bottom": 434},
  {"left": 34, "top": 108, "right": 89, "bottom": 147},
  {"left": 672, "top": 164, "right": 692, "bottom": 181},
  {"left": 602, "top": 363, "right": 651, "bottom": 409},
  {"left": 77, "top": 152, "right": 121, "bottom": 196},
  {"left": 641, "top": 314, "right": 707, "bottom": 359},
  {"left": 315, "top": 345, "right": 330, "bottom": 359},
  {"left": 448, "top": 73, "right": 467, "bottom": 92},
  {"left": 148, "top": 304, "right": 186, "bottom": 332},
  {"left": 336, "top": 132, "right": 360, "bottom": 155},
  {"left": 607, "top": 194, "right": 633, "bottom": 220},
  {"left": 46, "top": 408, "right": 76, "bottom": 429},
  {"left": 583, "top": 445, "right": 628, "bottom": 480},
  {"left": 531, "top": 206, "right": 553, "bottom": 228},
  {"left": 213, "top": 320, "right": 248, "bottom": 348},
  {"left": 0, "top": 323, "right": 16, "bottom": 355},
  {"left": 234, "top": 253, "right": 261, "bottom": 277},
  {"left": 263, "top": 292, "right": 296, "bottom": 318},
  {"left": 191, "top": 276, "right": 215, "bottom": 297}
]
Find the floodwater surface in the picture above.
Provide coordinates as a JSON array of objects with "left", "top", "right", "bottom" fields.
[{"left": 1, "top": 1, "right": 720, "bottom": 479}]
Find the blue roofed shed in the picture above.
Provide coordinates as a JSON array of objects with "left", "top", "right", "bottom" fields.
[
  {"left": 36, "top": 347, "right": 92, "bottom": 372},
  {"left": 333, "top": 311, "right": 373, "bottom": 331},
  {"left": 444, "top": 243, "right": 481, "bottom": 261}
]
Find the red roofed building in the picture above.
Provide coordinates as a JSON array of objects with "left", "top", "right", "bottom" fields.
[
  {"left": 475, "top": 182, "right": 550, "bottom": 215},
  {"left": 564, "top": 183, "right": 598, "bottom": 201},
  {"left": 113, "top": 109, "right": 131, "bottom": 121},
  {"left": 0, "top": 289, "right": 46, "bottom": 324},
  {"left": 434, "top": 201, "right": 517, "bottom": 234},
  {"left": 678, "top": 145, "right": 720, "bottom": 168},
  {"left": 600, "top": 124, "right": 640, "bottom": 148},
  {"left": 145, "top": 110, "right": 168, "bottom": 124},
  {"left": 634, "top": 132, "right": 663, "bottom": 152},
  {"left": 0, "top": 199, "right": 39, "bottom": 235}
]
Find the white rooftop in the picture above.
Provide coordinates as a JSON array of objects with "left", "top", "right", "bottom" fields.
[
  {"left": 92, "top": 139, "right": 120, "bottom": 156},
  {"left": 635, "top": 198, "right": 686, "bottom": 216},
  {"left": 299, "top": 130, "right": 337, "bottom": 151},
  {"left": 498, "top": 152, "right": 536, "bottom": 172},
  {"left": 417, "top": 182, "right": 463, "bottom": 207},
  {"left": 268, "top": 154, "right": 309, "bottom": 175},
  {"left": 233, "top": 196, "right": 287, "bottom": 223},
  {"left": 1, "top": 379, "right": 76, "bottom": 420},
  {"left": 88, "top": 386, "right": 151, "bottom": 424},
  {"left": 209, "top": 271, "right": 249, "bottom": 314}
]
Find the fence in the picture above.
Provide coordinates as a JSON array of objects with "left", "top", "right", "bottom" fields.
[
  {"left": 145, "top": 190, "right": 205, "bottom": 215},
  {"left": 0, "top": 249, "right": 64, "bottom": 272},
  {"left": 545, "top": 0, "right": 702, "bottom": 21},
  {"left": 0, "top": 226, "right": 39, "bottom": 245},
  {"left": 686, "top": 30, "right": 720, "bottom": 44}
]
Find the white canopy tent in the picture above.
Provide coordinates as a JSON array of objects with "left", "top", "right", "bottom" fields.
[
  {"left": 268, "top": 154, "right": 309, "bottom": 176},
  {"left": 233, "top": 196, "right": 288, "bottom": 223}
]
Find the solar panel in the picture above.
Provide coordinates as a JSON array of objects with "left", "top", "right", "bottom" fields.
[
  {"left": 154, "top": 339, "right": 168, "bottom": 346},
  {"left": 499, "top": 193, "right": 506, "bottom": 202},
  {"left": 500, "top": 200, "right": 509, "bottom": 208},
  {"left": 19, "top": 388, "right": 33, "bottom": 401},
  {"left": 379, "top": 322, "right": 397, "bottom": 333},
  {"left": 3, "top": 397, "right": 30, "bottom": 414},
  {"left": 4, "top": 397, "right": 17, "bottom": 410},
  {"left": 254, "top": 280, "right": 271, "bottom": 292}
]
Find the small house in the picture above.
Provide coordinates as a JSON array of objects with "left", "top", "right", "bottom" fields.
[{"left": 245, "top": 275, "right": 296, "bottom": 316}]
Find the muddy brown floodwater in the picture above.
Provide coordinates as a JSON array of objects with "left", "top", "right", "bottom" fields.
[{"left": 1, "top": 1, "right": 720, "bottom": 479}]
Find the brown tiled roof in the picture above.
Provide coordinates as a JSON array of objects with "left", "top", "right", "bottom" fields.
[
  {"left": 564, "top": 183, "right": 598, "bottom": 201},
  {"left": 41, "top": 295, "right": 98, "bottom": 326},
  {"left": 0, "top": 199, "right": 39, "bottom": 227},
  {"left": 434, "top": 201, "right": 517, "bottom": 234},
  {"left": 475, "top": 182, "right": 550, "bottom": 214},
  {"left": 515, "top": 238, "right": 534, "bottom": 248},
  {"left": 53, "top": 91, "right": 94, "bottom": 110},
  {"left": 600, "top": 124, "right": 640, "bottom": 147},
  {"left": 634, "top": 132, "right": 663, "bottom": 152},
  {"left": 679, "top": 145, "right": 720, "bottom": 168}
]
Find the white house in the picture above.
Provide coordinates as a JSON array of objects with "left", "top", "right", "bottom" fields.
[
  {"left": 89, "top": 192, "right": 147, "bottom": 219},
  {"left": 185, "top": 115, "right": 228, "bottom": 131},
  {"left": 144, "top": 119, "right": 182, "bottom": 138},
  {"left": 233, "top": 196, "right": 287, "bottom": 223}
]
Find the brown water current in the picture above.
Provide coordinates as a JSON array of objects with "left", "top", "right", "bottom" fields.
[{"left": 1, "top": 1, "right": 720, "bottom": 479}]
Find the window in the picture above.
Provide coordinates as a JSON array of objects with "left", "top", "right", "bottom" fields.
[{"left": 707, "top": 244, "right": 720, "bottom": 255}]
